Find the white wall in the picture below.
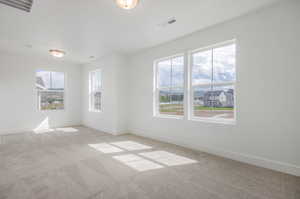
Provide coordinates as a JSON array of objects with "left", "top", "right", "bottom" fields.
[
  {"left": 127, "top": 0, "right": 300, "bottom": 176},
  {"left": 0, "top": 53, "right": 82, "bottom": 134},
  {"left": 81, "top": 54, "right": 128, "bottom": 135},
  {"left": 0, "top": 0, "right": 298, "bottom": 176}
]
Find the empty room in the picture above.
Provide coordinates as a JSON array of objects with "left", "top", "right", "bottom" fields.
[{"left": 0, "top": 0, "right": 299, "bottom": 198}]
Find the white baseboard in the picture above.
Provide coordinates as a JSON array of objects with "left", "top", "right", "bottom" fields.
[
  {"left": 129, "top": 128, "right": 300, "bottom": 177},
  {"left": 81, "top": 123, "right": 128, "bottom": 136},
  {"left": 0, "top": 128, "right": 32, "bottom": 135},
  {"left": 0, "top": 123, "right": 82, "bottom": 136}
]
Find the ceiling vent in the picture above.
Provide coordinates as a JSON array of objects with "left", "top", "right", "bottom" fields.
[
  {"left": 158, "top": 17, "right": 177, "bottom": 28},
  {"left": 0, "top": 0, "right": 33, "bottom": 12}
]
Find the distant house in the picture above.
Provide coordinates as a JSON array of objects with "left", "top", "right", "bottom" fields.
[{"left": 203, "top": 89, "right": 234, "bottom": 108}]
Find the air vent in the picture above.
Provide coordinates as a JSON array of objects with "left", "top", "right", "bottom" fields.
[
  {"left": 158, "top": 17, "right": 177, "bottom": 28},
  {"left": 0, "top": 0, "right": 33, "bottom": 12}
]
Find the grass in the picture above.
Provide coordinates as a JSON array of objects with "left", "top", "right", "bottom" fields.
[
  {"left": 159, "top": 104, "right": 183, "bottom": 113},
  {"left": 159, "top": 104, "right": 233, "bottom": 113},
  {"left": 194, "top": 106, "right": 234, "bottom": 111},
  {"left": 41, "top": 103, "right": 64, "bottom": 110}
]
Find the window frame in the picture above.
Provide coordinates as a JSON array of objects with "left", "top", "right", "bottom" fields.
[
  {"left": 36, "top": 70, "right": 66, "bottom": 112},
  {"left": 89, "top": 69, "right": 102, "bottom": 113},
  {"left": 153, "top": 53, "right": 185, "bottom": 119},
  {"left": 188, "top": 40, "right": 237, "bottom": 125}
]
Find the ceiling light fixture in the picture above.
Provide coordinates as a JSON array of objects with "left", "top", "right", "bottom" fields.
[
  {"left": 49, "top": 49, "right": 65, "bottom": 58},
  {"left": 116, "top": 0, "right": 139, "bottom": 10}
]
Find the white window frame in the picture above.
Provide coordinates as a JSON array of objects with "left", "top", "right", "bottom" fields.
[
  {"left": 89, "top": 69, "right": 102, "bottom": 113},
  {"left": 188, "top": 40, "right": 237, "bottom": 125},
  {"left": 153, "top": 54, "right": 185, "bottom": 119},
  {"left": 36, "top": 70, "right": 66, "bottom": 112}
]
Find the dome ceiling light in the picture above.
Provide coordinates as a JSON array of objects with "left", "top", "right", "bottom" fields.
[
  {"left": 116, "top": 0, "right": 139, "bottom": 10},
  {"left": 49, "top": 49, "right": 66, "bottom": 58}
]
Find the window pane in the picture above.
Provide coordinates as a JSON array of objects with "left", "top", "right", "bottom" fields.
[
  {"left": 95, "top": 71, "right": 101, "bottom": 90},
  {"left": 193, "top": 85, "right": 215, "bottom": 118},
  {"left": 213, "top": 44, "right": 236, "bottom": 83},
  {"left": 93, "top": 92, "right": 101, "bottom": 111},
  {"left": 91, "top": 72, "right": 95, "bottom": 91},
  {"left": 210, "top": 85, "right": 235, "bottom": 119},
  {"left": 38, "top": 91, "right": 64, "bottom": 110},
  {"left": 36, "top": 71, "right": 64, "bottom": 90},
  {"left": 36, "top": 71, "right": 50, "bottom": 89},
  {"left": 159, "top": 89, "right": 184, "bottom": 116},
  {"left": 51, "top": 72, "right": 65, "bottom": 89},
  {"left": 171, "top": 57, "right": 184, "bottom": 88},
  {"left": 36, "top": 70, "right": 65, "bottom": 111},
  {"left": 192, "top": 50, "right": 212, "bottom": 85},
  {"left": 158, "top": 60, "right": 171, "bottom": 88},
  {"left": 91, "top": 70, "right": 101, "bottom": 92},
  {"left": 90, "top": 70, "right": 102, "bottom": 112}
]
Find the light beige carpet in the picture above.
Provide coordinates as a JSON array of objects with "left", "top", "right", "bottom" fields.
[{"left": 0, "top": 126, "right": 299, "bottom": 199}]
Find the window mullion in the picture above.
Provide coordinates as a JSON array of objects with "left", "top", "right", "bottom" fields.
[
  {"left": 170, "top": 58, "right": 173, "bottom": 104},
  {"left": 210, "top": 49, "right": 214, "bottom": 111},
  {"left": 189, "top": 41, "right": 236, "bottom": 123},
  {"left": 155, "top": 55, "right": 184, "bottom": 118}
]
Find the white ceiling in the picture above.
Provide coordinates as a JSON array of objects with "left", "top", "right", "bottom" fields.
[{"left": 0, "top": 0, "right": 281, "bottom": 64}]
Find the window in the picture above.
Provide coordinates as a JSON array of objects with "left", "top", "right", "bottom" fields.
[
  {"left": 154, "top": 55, "right": 184, "bottom": 117},
  {"left": 153, "top": 41, "right": 236, "bottom": 124},
  {"left": 36, "top": 70, "right": 65, "bottom": 110},
  {"left": 190, "top": 41, "right": 236, "bottom": 122},
  {"left": 89, "top": 69, "right": 102, "bottom": 112}
]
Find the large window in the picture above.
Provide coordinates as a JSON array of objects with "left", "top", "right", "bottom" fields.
[
  {"left": 190, "top": 42, "right": 236, "bottom": 122},
  {"left": 153, "top": 40, "right": 236, "bottom": 124},
  {"left": 89, "top": 69, "right": 102, "bottom": 112},
  {"left": 154, "top": 55, "right": 184, "bottom": 117},
  {"left": 36, "top": 70, "right": 65, "bottom": 110}
]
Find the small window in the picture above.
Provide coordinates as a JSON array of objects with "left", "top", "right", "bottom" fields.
[
  {"left": 154, "top": 55, "right": 184, "bottom": 117},
  {"left": 89, "top": 69, "right": 102, "bottom": 112},
  {"left": 190, "top": 42, "right": 236, "bottom": 123},
  {"left": 36, "top": 70, "right": 65, "bottom": 110}
]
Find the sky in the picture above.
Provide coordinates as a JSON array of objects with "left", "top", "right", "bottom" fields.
[
  {"left": 158, "top": 56, "right": 184, "bottom": 88},
  {"left": 36, "top": 70, "right": 65, "bottom": 89},
  {"left": 193, "top": 44, "right": 236, "bottom": 85},
  {"left": 158, "top": 44, "right": 236, "bottom": 90}
]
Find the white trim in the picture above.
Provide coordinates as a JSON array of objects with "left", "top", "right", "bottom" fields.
[
  {"left": 190, "top": 117, "right": 236, "bottom": 125},
  {"left": 89, "top": 69, "right": 102, "bottom": 113},
  {"left": 183, "top": 51, "right": 189, "bottom": 120},
  {"left": 153, "top": 114, "right": 184, "bottom": 120},
  {"left": 188, "top": 40, "right": 237, "bottom": 124},
  {"left": 0, "top": 124, "right": 82, "bottom": 136},
  {"left": 153, "top": 53, "right": 185, "bottom": 119},
  {"left": 189, "top": 39, "right": 236, "bottom": 55},
  {"left": 129, "top": 128, "right": 300, "bottom": 177},
  {"left": 81, "top": 124, "right": 127, "bottom": 136},
  {"left": 153, "top": 53, "right": 185, "bottom": 64},
  {"left": 36, "top": 70, "right": 66, "bottom": 112}
]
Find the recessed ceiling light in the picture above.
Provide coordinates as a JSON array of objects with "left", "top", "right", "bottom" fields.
[
  {"left": 116, "top": 0, "right": 139, "bottom": 10},
  {"left": 49, "top": 49, "right": 66, "bottom": 58}
]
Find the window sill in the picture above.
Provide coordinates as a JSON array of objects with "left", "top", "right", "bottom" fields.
[
  {"left": 89, "top": 110, "right": 102, "bottom": 113},
  {"left": 153, "top": 114, "right": 184, "bottom": 120},
  {"left": 190, "top": 117, "right": 236, "bottom": 125},
  {"left": 39, "top": 109, "right": 65, "bottom": 112}
]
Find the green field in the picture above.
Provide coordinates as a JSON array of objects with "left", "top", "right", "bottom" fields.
[
  {"left": 159, "top": 104, "right": 233, "bottom": 113},
  {"left": 159, "top": 104, "right": 183, "bottom": 113},
  {"left": 41, "top": 103, "right": 64, "bottom": 110},
  {"left": 194, "top": 106, "right": 234, "bottom": 111}
]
